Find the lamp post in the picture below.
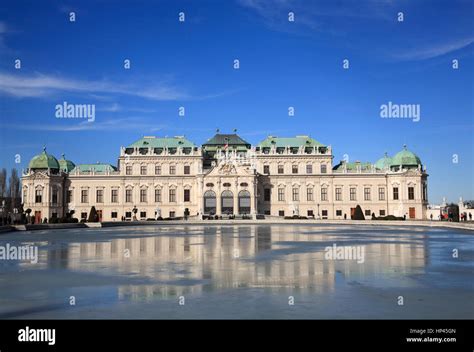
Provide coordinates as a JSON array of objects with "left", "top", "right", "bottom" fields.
[{"left": 317, "top": 203, "right": 320, "bottom": 219}]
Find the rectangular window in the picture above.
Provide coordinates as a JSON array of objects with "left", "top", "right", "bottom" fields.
[
  {"left": 184, "top": 189, "right": 190, "bottom": 202},
  {"left": 393, "top": 187, "right": 399, "bottom": 200},
  {"left": 264, "top": 188, "right": 271, "bottom": 202},
  {"left": 307, "top": 210, "right": 314, "bottom": 217},
  {"left": 140, "top": 165, "right": 147, "bottom": 175},
  {"left": 379, "top": 210, "right": 386, "bottom": 216},
  {"left": 67, "top": 190, "right": 73, "bottom": 203},
  {"left": 378, "top": 187, "right": 385, "bottom": 201},
  {"left": 126, "top": 165, "right": 132, "bottom": 175},
  {"left": 292, "top": 188, "right": 299, "bottom": 201},
  {"left": 335, "top": 187, "right": 342, "bottom": 201},
  {"left": 140, "top": 189, "right": 147, "bottom": 203},
  {"left": 169, "top": 211, "right": 175, "bottom": 218},
  {"left": 169, "top": 189, "right": 176, "bottom": 203},
  {"left": 307, "top": 187, "right": 313, "bottom": 201},
  {"left": 278, "top": 165, "right": 284, "bottom": 174},
  {"left": 96, "top": 189, "right": 103, "bottom": 203},
  {"left": 35, "top": 189, "right": 42, "bottom": 203},
  {"left": 81, "top": 190, "right": 88, "bottom": 203},
  {"left": 365, "top": 210, "right": 371, "bottom": 216},
  {"left": 169, "top": 165, "right": 176, "bottom": 175},
  {"left": 125, "top": 212, "right": 132, "bottom": 219},
  {"left": 292, "top": 165, "right": 298, "bottom": 174},
  {"left": 321, "top": 210, "right": 328, "bottom": 217},
  {"left": 364, "top": 187, "right": 371, "bottom": 201},
  {"left": 155, "top": 189, "right": 162, "bottom": 203},
  {"left": 52, "top": 189, "right": 58, "bottom": 204},
  {"left": 263, "top": 165, "right": 270, "bottom": 174},
  {"left": 111, "top": 212, "right": 118, "bottom": 219},
  {"left": 278, "top": 188, "right": 285, "bottom": 201},
  {"left": 306, "top": 164, "right": 313, "bottom": 174},
  {"left": 279, "top": 210, "right": 285, "bottom": 217},
  {"left": 125, "top": 189, "right": 132, "bottom": 203},
  {"left": 81, "top": 212, "right": 87, "bottom": 220},
  {"left": 408, "top": 187, "right": 415, "bottom": 200},
  {"left": 336, "top": 210, "right": 342, "bottom": 216},
  {"left": 111, "top": 189, "right": 118, "bottom": 203},
  {"left": 140, "top": 211, "right": 146, "bottom": 219},
  {"left": 155, "top": 165, "right": 161, "bottom": 175},
  {"left": 321, "top": 188, "right": 328, "bottom": 201},
  {"left": 184, "top": 165, "right": 190, "bottom": 175},
  {"left": 350, "top": 187, "right": 356, "bottom": 201},
  {"left": 321, "top": 164, "right": 327, "bottom": 173}
]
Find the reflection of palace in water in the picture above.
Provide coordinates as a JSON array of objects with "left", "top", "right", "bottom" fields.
[{"left": 31, "top": 226, "right": 428, "bottom": 300}]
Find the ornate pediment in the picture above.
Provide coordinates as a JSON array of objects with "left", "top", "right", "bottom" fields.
[
  {"left": 218, "top": 163, "right": 237, "bottom": 175},
  {"left": 205, "top": 160, "right": 255, "bottom": 178},
  {"left": 28, "top": 171, "right": 50, "bottom": 180}
]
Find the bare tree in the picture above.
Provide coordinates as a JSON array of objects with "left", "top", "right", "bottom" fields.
[
  {"left": 0, "top": 168, "right": 6, "bottom": 198},
  {"left": 8, "top": 168, "right": 20, "bottom": 210}
]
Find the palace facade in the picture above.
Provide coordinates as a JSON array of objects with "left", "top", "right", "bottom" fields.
[{"left": 21, "top": 132, "right": 429, "bottom": 222}]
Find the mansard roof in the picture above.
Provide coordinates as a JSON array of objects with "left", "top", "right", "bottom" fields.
[
  {"left": 333, "top": 161, "right": 373, "bottom": 171},
  {"left": 203, "top": 133, "right": 251, "bottom": 147},
  {"left": 127, "top": 136, "right": 195, "bottom": 149},
  {"left": 258, "top": 135, "right": 324, "bottom": 148},
  {"left": 71, "top": 163, "right": 117, "bottom": 173}
]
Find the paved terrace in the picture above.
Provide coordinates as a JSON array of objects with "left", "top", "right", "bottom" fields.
[{"left": 2, "top": 219, "right": 473, "bottom": 233}]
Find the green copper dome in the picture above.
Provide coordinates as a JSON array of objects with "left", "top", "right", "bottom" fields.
[
  {"left": 391, "top": 145, "right": 422, "bottom": 167},
  {"left": 28, "top": 148, "right": 60, "bottom": 170},
  {"left": 375, "top": 152, "right": 393, "bottom": 170},
  {"left": 59, "top": 154, "right": 76, "bottom": 173}
]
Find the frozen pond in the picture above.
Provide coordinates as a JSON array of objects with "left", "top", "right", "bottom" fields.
[{"left": 0, "top": 224, "right": 473, "bottom": 319}]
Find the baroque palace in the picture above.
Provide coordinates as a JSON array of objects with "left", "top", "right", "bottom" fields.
[{"left": 21, "top": 132, "right": 428, "bottom": 223}]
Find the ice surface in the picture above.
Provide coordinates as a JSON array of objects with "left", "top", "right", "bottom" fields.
[{"left": 0, "top": 224, "right": 472, "bottom": 319}]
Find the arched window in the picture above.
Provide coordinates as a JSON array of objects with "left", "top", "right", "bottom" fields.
[
  {"left": 204, "top": 190, "right": 216, "bottom": 214},
  {"left": 238, "top": 190, "right": 251, "bottom": 214},
  {"left": 221, "top": 190, "right": 234, "bottom": 215}
]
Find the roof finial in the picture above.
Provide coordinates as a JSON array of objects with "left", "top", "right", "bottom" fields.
[
  {"left": 216, "top": 128, "right": 220, "bottom": 133},
  {"left": 403, "top": 144, "right": 407, "bottom": 150},
  {"left": 233, "top": 128, "right": 237, "bottom": 133},
  {"left": 61, "top": 153, "right": 65, "bottom": 159},
  {"left": 384, "top": 151, "right": 388, "bottom": 157},
  {"left": 43, "top": 145, "right": 47, "bottom": 153}
]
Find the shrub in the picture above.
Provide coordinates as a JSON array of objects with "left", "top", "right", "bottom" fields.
[
  {"left": 351, "top": 205, "right": 365, "bottom": 220},
  {"left": 88, "top": 206, "right": 99, "bottom": 222}
]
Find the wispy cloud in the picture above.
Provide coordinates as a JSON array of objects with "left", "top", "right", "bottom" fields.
[
  {"left": 97, "top": 103, "right": 157, "bottom": 113},
  {"left": 99, "top": 103, "right": 121, "bottom": 112},
  {"left": 391, "top": 37, "right": 474, "bottom": 61},
  {"left": 0, "top": 72, "right": 190, "bottom": 101},
  {"left": 1, "top": 118, "right": 167, "bottom": 132},
  {"left": 237, "top": 0, "right": 395, "bottom": 33}
]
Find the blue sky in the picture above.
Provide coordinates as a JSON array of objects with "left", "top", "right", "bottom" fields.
[{"left": 0, "top": 0, "right": 473, "bottom": 203}]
